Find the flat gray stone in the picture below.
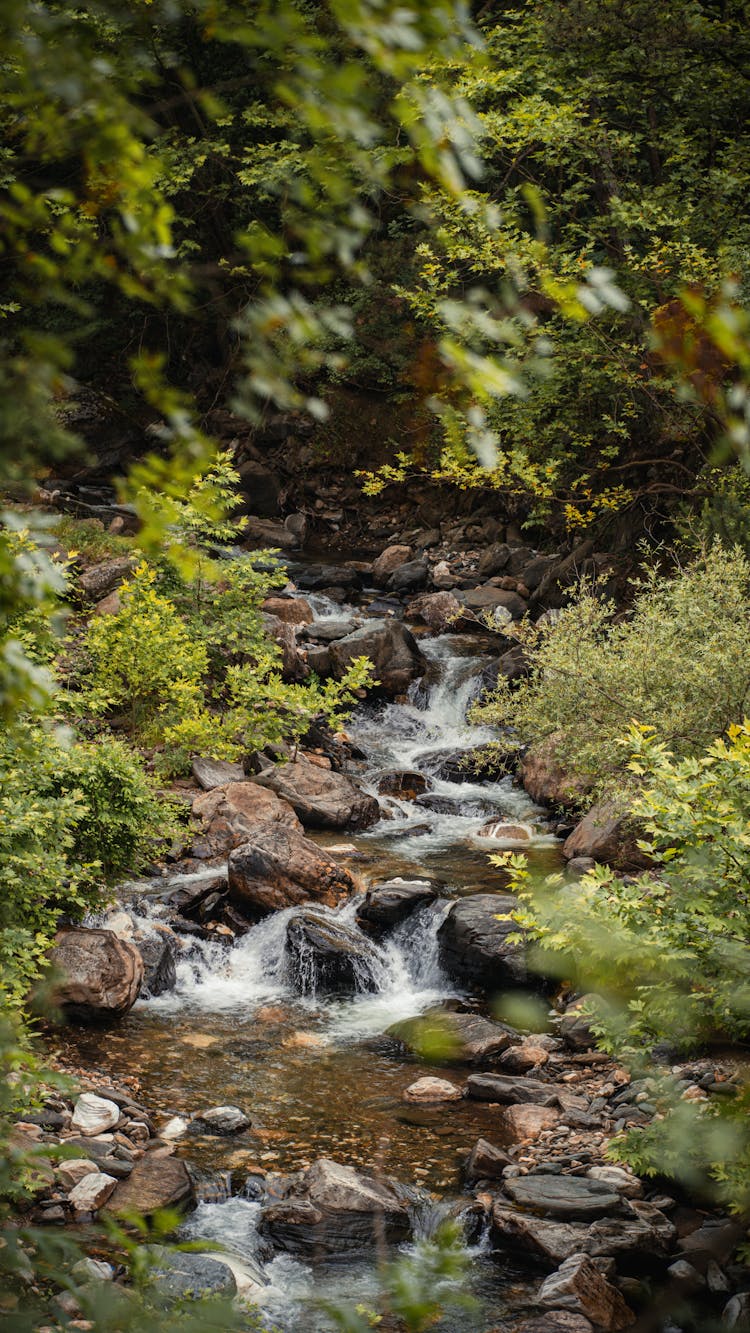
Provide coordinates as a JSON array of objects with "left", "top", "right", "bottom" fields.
[{"left": 505, "top": 1174, "right": 622, "bottom": 1220}]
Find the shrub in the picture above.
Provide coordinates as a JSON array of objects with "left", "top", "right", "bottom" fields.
[{"left": 472, "top": 542, "right": 750, "bottom": 800}]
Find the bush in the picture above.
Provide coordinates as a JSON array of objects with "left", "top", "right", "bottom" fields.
[
  {"left": 501, "top": 721, "right": 750, "bottom": 1212},
  {"left": 473, "top": 542, "right": 750, "bottom": 800}
]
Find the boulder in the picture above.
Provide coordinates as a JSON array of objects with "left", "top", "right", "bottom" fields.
[
  {"left": 301, "top": 616, "right": 361, "bottom": 644},
  {"left": 538, "top": 1254, "right": 634, "bottom": 1331},
  {"left": 243, "top": 516, "right": 299, "bottom": 550},
  {"left": 405, "top": 591, "right": 462, "bottom": 632},
  {"left": 466, "top": 1073, "right": 557, "bottom": 1105},
  {"left": 136, "top": 930, "right": 177, "bottom": 998},
  {"left": 193, "top": 1106, "right": 250, "bottom": 1135},
  {"left": 562, "top": 802, "right": 650, "bottom": 872},
  {"left": 504, "top": 1176, "right": 622, "bottom": 1221},
  {"left": 78, "top": 556, "right": 135, "bottom": 604},
  {"left": 191, "top": 757, "right": 246, "bottom": 790},
  {"left": 560, "top": 996, "right": 598, "bottom": 1052},
  {"left": 262, "top": 596, "right": 314, "bottom": 626},
  {"left": 478, "top": 544, "right": 512, "bottom": 578},
  {"left": 329, "top": 620, "right": 426, "bottom": 696},
  {"left": 377, "top": 770, "right": 429, "bottom": 799},
  {"left": 520, "top": 736, "right": 588, "bottom": 809},
  {"left": 253, "top": 755, "right": 379, "bottom": 830},
  {"left": 438, "top": 894, "right": 528, "bottom": 992},
  {"left": 491, "top": 1202, "right": 594, "bottom": 1265},
  {"left": 106, "top": 1154, "right": 194, "bottom": 1216},
  {"left": 260, "top": 1158, "right": 410, "bottom": 1257},
  {"left": 465, "top": 1138, "right": 512, "bottom": 1181},
  {"left": 372, "top": 545, "right": 412, "bottom": 586},
  {"left": 502, "top": 1104, "right": 560, "bottom": 1139},
  {"left": 531, "top": 540, "right": 593, "bottom": 611},
  {"left": 402, "top": 1077, "right": 462, "bottom": 1103},
  {"left": 191, "top": 780, "right": 301, "bottom": 858},
  {"left": 67, "top": 1171, "right": 118, "bottom": 1217},
  {"left": 389, "top": 1011, "right": 516, "bottom": 1065},
  {"left": 50, "top": 928, "right": 143, "bottom": 1023},
  {"left": 148, "top": 1250, "right": 237, "bottom": 1301},
  {"left": 462, "top": 586, "right": 527, "bottom": 620},
  {"left": 71, "top": 1094, "right": 120, "bottom": 1136},
  {"left": 418, "top": 746, "right": 510, "bottom": 784},
  {"left": 388, "top": 558, "right": 428, "bottom": 594},
  {"left": 286, "top": 910, "right": 380, "bottom": 993},
  {"left": 356, "top": 879, "right": 437, "bottom": 934},
  {"left": 500, "top": 1042, "right": 550, "bottom": 1073},
  {"left": 477, "top": 819, "right": 535, "bottom": 842},
  {"left": 516, "top": 1316, "right": 594, "bottom": 1333},
  {"left": 263, "top": 613, "right": 309, "bottom": 681},
  {"left": 228, "top": 827, "right": 356, "bottom": 918},
  {"left": 296, "top": 564, "right": 361, "bottom": 592}
]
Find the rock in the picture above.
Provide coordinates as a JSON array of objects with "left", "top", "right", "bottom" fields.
[
  {"left": 372, "top": 545, "right": 412, "bottom": 586},
  {"left": 243, "top": 516, "right": 300, "bottom": 550},
  {"left": 491, "top": 1202, "right": 589, "bottom": 1264},
  {"left": 390, "top": 1011, "right": 516, "bottom": 1065},
  {"left": 519, "top": 553, "right": 561, "bottom": 591},
  {"left": 478, "top": 544, "right": 512, "bottom": 577},
  {"left": 520, "top": 736, "right": 588, "bottom": 809},
  {"left": 235, "top": 457, "right": 282, "bottom": 517},
  {"left": 71, "top": 1258, "right": 115, "bottom": 1283},
  {"left": 504, "top": 1176, "right": 622, "bottom": 1221},
  {"left": 476, "top": 819, "right": 535, "bottom": 842},
  {"left": 191, "top": 757, "right": 246, "bottom": 790},
  {"left": 159, "top": 1116, "right": 190, "bottom": 1141},
  {"left": 566, "top": 856, "right": 596, "bottom": 878},
  {"left": 356, "top": 879, "right": 437, "bottom": 933},
  {"left": 260, "top": 1158, "right": 410, "bottom": 1257},
  {"left": 253, "top": 754, "right": 379, "bottom": 830},
  {"left": 329, "top": 619, "right": 426, "bottom": 696},
  {"left": 302, "top": 616, "right": 361, "bottom": 644},
  {"left": 388, "top": 557, "right": 428, "bottom": 594},
  {"left": 56, "top": 1159, "right": 98, "bottom": 1190},
  {"left": 432, "top": 560, "right": 456, "bottom": 590},
  {"left": 194, "top": 1106, "right": 250, "bottom": 1135},
  {"left": 402, "top": 1077, "right": 462, "bottom": 1103},
  {"left": 71, "top": 1093, "right": 121, "bottom": 1136},
  {"left": 78, "top": 556, "right": 135, "bottom": 604},
  {"left": 287, "top": 910, "right": 380, "bottom": 993},
  {"left": 465, "top": 1138, "right": 512, "bottom": 1180},
  {"left": 586, "top": 1167, "right": 643, "bottom": 1199},
  {"left": 500, "top": 1042, "right": 550, "bottom": 1072},
  {"left": 501, "top": 1104, "right": 560, "bottom": 1139},
  {"left": 723, "top": 1294, "right": 750, "bottom": 1327},
  {"left": 106, "top": 1154, "right": 194, "bottom": 1216},
  {"left": 263, "top": 613, "right": 309, "bottom": 681},
  {"left": 538, "top": 1254, "right": 634, "bottom": 1331},
  {"left": 461, "top": 586, "right": 527, "bottom": 620},
  {"left": 191, "top": 780, "right": 301, "bottom": 858},
  {"left": 560, "top": 996, "right": 598, "bottom": 1051},
  {"left": 377, "top": 770, "right": 429, "bottom": 799},
  {"left": 296, "top": 564, "right": 361, "bottom": 592},
  {"left": 50, "top": 929, "right": 143, "bottom": 1022},
  {"left": 563, "top": 802, "right": 650, "bottom": 872},
  {"left": 419, "top": 746, "right": 511, "bottom": 784},
  {"left": 262, "top": 596, "right": 313, "bottom": 625},
  {"left": 438, "top": 894, "right": 528, "bottom": 992},
  {"left": 149, "top": 1250, "right": 237, "bottom": 1301},
  {"left": 68, "top": 1171, "right": 118, "bottom": 1216},
  {"left": 466, "top": 1073, "right": 557, "bottom": 1105},
  {"left": 516, "top": 1315, "right": 594, "bottom": 1333},
  {"left": 228, "top": 827, "right": 356, "bottom": 918},
  {"left": 531, "top": 540, "right": 594, "bottom": 611},
  {"left": 136, "top": 930, "right": 177, "bottom": 998},
  {"left": 406, "top": 591, "right": 462, "bottom": 632}
]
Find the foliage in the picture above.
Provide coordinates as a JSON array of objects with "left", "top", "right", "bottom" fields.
[
  {"left": 473, "top": 542, "right": 750, "bottom": 799},
  {"left": 499, "top": 720, "right": 750, "bottom": 1212}
]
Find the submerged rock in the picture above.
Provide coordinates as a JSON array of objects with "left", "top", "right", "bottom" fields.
[
  {"left": 402, "top": 1077, "right": 462, "bottom": 1103},
  {"left": 253, "top": 754, "right": 379, "bottom": 830},
  {"left": 260, "top": 1158, "right": 410, "bottom": 1257},
  {"left": 286, "top": 910, "right": 381, "bottom": 993},
  {"left": 193, "top": 1106, "right": 250, "bottom": 1135},
  {"left": 438, "top": 894, "right": 528, "bottom": 992},
  {"left": 50, "top": 928, "right": 143, "bottom": 1023},
  {"left": 228, "top": 826, "right": 356, "bottom": 918},
  {"left": 389, "top": 1011, "right": 517, "bottom": 1065}
]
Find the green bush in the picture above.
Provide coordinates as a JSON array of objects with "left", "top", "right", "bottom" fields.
[{"left": 473, "top": 542, "right": 750, "bottom": 800}]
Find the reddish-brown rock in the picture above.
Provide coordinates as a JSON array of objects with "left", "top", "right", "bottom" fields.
[
  {"left": 50, "top": 928, "right": 143, "bottom": 1023},
  {"left": 228, "top": 826, "right": 357, "bottom": 917},
  {"left": 192, "top": 781, "right": 301, "bottom": 857}
]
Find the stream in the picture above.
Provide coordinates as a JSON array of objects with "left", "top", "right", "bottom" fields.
[{"left": 61, "top": 586, "right": 564, "bottom": 1329}]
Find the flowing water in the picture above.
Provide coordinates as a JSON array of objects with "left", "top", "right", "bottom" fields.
[{"left": 61, "top": 594, "right": 562, "bottom": 1329}]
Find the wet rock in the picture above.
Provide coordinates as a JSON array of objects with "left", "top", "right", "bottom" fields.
[
  {"left": 136, "top": 930, "right": 177, "bottom": 998},
  {"left": 504, "top": 1175, "right": 622, "bottom": 1221},
  {"left": 287, "top": 910, "right": 380, "bottom": 993},
  {"left": 253, "top": 754, "right": 379, "bottom": 830},
  {"left": 228, "top": 827, "right": 356, "bottom": 917},
  {"left": 194, "top": 1106, "right": 250, "bottom": 1135},
  {"left": 149, "top": 1250, "right": 237, "bottom": 1301},
  {"left": 467, "top": 1073, "right": 556, "bottom": 1105},
  {"left": 388, "top": 557, "right": 428, "bottom": 594},
  {"left": 71, "top": 1093, "right": 120, "bottom": 1136},
  {"left": 78, "top": 556, "right": 135, "bottom": 604},
  {"left": 262, "top": 595, "right": 313, "bottom": 625},
  {"left": 491, "top": 1202, "right": 589, "bottom": 1264},
  {"left": 465, "top": 1138, "right": 512, "bottom": 1181},
  {"left": 50, "top": 928, "right": 143, "bottom": 1023},
  {"left": 438, "top": 894, "right": 528, "bottom": 992},
  {"left": 563, "top": 802, "right": 651, "bottom": 872},
  {"left": 538, "top": 1254, "right": 634, "bottom": 1331},
  {"left": 191, "top": 780, "right": 301, "bottom": 858},
  {"left": 329, "top": 619, "right": 426, "bottom": 696},
  {"left": 106, "top": 1154, "right": 194, "bottom": 1216},
  {"left": 377, "top": 770, "right": 429, "bottom": 799},
  {"left": 68, "top": 1171, "right": 118, "bottom": 1217},
  {"left": 191, "top": 756, "right": 246, "bottom": 789},
  {"left": 390, "top": 1011, "right": 516, "bottom": 1065},
  {"left": 372, "top": 545, "right": 412, "bottom": 586},
  {"left": 477, "top": 819, "right": 535, "bottom": 842},
  {"left": 402, "top": 1077, "right": 462, "bottom": 1103},
  {"left": 260, "top": 1158, "right": 410, "bottom": 1257},
  {"left": 296, "top": 565, "right": 361, "bottom": 592},
  {"left": 405, "top": 591, "right": 462, "bottom": 632},
  {"left": 301, "top": 617, "right": 361, "bottom": 643},
  {"left": 356, "top": 879, "right": 437, "bottom": 933},
  {"left": 502, "top": 1104, "right": 560, "bottom": 1139}
]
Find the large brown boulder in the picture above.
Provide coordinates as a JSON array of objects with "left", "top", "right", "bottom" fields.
[
  {"left": 405, "top": 591, "right": 463, "bottom": 633},
  {"left": 260, "top": 1158, "right": 410, "bottom": 1257},
  {"left": 562, "top": 802, "right": 650, "bottom": 872},
  {"left": 520, "top": 735, "right": 589, "bottom": 810},
  {"left": 78, "top": 556, "right": 135, "bottom": 604},
  {"left": 329, "top": 619, "right": 426, "bottom": 696},
  {"left": 191, "top": 781, "right": 301, "bottom": 858},
  {"left": 228, "top": 826, "right": 356, "bottom": 918},
  {"left": 371, "top": 544, "right": 412, "bottom": 586},
  {"left": 252, "top": 755, "right": 379, "bottom": 830},
  {"left": 49, "top": 928, "right": 143, "bottom": 1023},
  {"left": 106, "top": 1153, "right": 194, "bottom": 1216}
]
